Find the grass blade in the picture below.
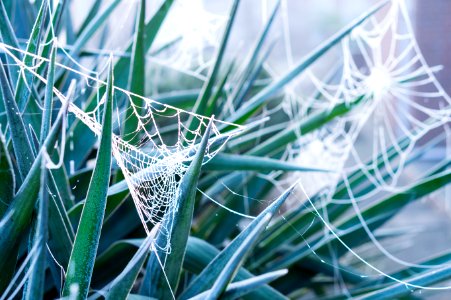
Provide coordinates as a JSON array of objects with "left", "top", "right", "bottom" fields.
[
  {"left": 204, "top": 153, "right": 330, "bottom": 173},
  {"left": 356, "top": 265, "right": 451, "bottom": 300},
  {"left": 39, "top": 41, "right": 56, "bottom": 145},
  {"left": 105, "top": 237, "right": 153, "bottom": 300},
  {"left": 0, "top": 61, "right": 34, "bottom": 180},
  {"left": 76, "top": 0, "right": 103, "bottom": 37},
  {"left": 185, "top": 0, "right": 239, "bottom": 137},
  {"left": 123, "top": 0, "right": 146, "bottom": 143},
  {"left": 0, "top": 133, "right": 14, "bottom": 217},
  {"left": 206, "top": 213, "right": 272, "bottom": 299},
  {"left": 230, "top": 0, "right": 280, "bottom": 108},
  {"left": 191, "top": 0, "right": 239, "bottom": 117},
  {"left": 15, "top": 0, "right": 47, "bottom": 112},
  {"left": 0, "top": 1, "right": 21, "bottom": 86},
  {"left": 23, "top": 159, "right": 48, "bottom": 300},
  {"left": 0, "top": 97, "right": 68, "bottom": 293},
  {"left": 62, "top": 62, "right": 114, "bottom": 299},
  {"left": 191, "top": 269, "right": 288, "bottom": 300}
]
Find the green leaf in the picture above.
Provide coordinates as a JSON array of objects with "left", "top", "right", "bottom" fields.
[
  {"left": 92, "top": 239, "right": 143, "bottom": 288},
  {"left": 15, "top": 0, "right": 47, "bottom": 112},
  {"left": 334, "top": 250, "right": 451, "bottom": 299},
  {"left": 68, "top": 179, "right": 130, "bottom": 226},
  {"left": 0, "top": 61, "right": 34, "bottom": 179},
  {"left": 128, "top": 295, "right": 157, "bottom": 300},
  {"left": 225, "top": 1, "right": 388, "bottom": 125},
  {"left": 191, "top": 269, "right": 288, "bottom": 300},
  {"left": 205, "top": 60, "right": 235, "bottom": 117},
  {"left": 35, "top": 1, "right": 65, "bottom": 79},
  {"left": 123, "top": 0, "right": 146, "bottom": 143},
  {"left": 204, "top": 153, "right": 330, "bottom": 173},
  {"left": 140, "top": 120, "right": 213, "bottom": 299},
  {"left": 39, "top": 41, "right": 56, "bottom": 145},
  {"left": 0, "top": 133, "right": 14, "bottom": 217},
  {"left": 206, "top": 213, "right": 272, "bottom": 299},
  {"left": 221, "top": 270, "right": 287, "bottom": 300},
  {"left": 48, "top": 150, "right": 75, "bottom": 210},
  {"left": 105, "top": 236, "right": 153, "bottom": 300},
  {"left": 0, "top": 98, "right": 68, "bottom": 293},
  {"left": 180, "top": 183, "right": 296, "bottom": 299},
  {"left": 356, "top": 265, "right": 451, "bottom": 300},
  {"left": 155, "top": 89, "right": 198, "bottom": 109},
  {"left": 0, "top": 0, "right": 21, "bottom": 86},
  {"left": 62, "top": 61, "right": 114, "bottom": 299},
  {"left": 184, "top": 237, "right": 287, "bottom": 300},
  {"left": 23, "top": 159, "right": 48, "bottom": 300}
]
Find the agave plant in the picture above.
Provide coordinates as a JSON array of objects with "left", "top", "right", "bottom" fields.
[{"left": 0, "top": 0, "right": 450, "bottom": 299}]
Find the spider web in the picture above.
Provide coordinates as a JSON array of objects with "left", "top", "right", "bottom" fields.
[
  {"left": 273, "top": 0, "right": 450, "bottom": 199},
  {"left": 234, "top": 0, "right": 451, "bottom": 292},
  {"left": 0, "top": 41, "right": 244, "bottom": 253}
]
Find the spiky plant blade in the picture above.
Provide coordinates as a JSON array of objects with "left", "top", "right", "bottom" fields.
[
  {"left": 105, "top": 237, "right": 153, "bottom": 300},
  {"left": 180, "top": 183, "right": 296, "bottom": 299},
  {"left": 62, "top": 62, "right": 114, "bottom": 299},
  {"left": 0, "top": 98, "right": 68, "bottom": 293},
  {"left": 206, "top": 213, "right": 272, "bottom": 299},
  {"left": 0, "top": 61, "right": 34, "bottom": 179},
  {"left": 23, "top": 159, "right": 48, "bottom": 300},
  {"left": 205, "top": 153, "right": 330, "bottom": 172},
  {"left": 191, "top": 269, "right": 288, "bottom": 300},
  {"left": 0, "top": 133, "right": 14, "bottom": 217},
  {"left": 123, "top": 0, "right": 146, "bottom": 143},
  {"left": 39, "top": 41, "right": 56, "bottom": 145}
]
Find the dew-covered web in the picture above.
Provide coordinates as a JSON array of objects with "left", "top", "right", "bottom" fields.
[
  {"left": 289, "top": 0, "right": 449, "bottom": 288},
  {"left": 0, "top": 40, "right": 244, "bottom": 254},
  {"left": 217, "top": 0, "right": 451, "bottom": 293},
  {"left": 306, "top": 0, "right": 449, "bottom": 192},
  {"left": 268, "top": 0, "right": 450, "bottom": 198}
]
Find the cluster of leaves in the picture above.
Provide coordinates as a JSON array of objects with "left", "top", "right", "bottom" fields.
[{"left": 0, "top": 0, "right": 450, "bottom": 299}]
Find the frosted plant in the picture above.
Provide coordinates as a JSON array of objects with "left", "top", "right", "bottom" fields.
[
  {"left": 240, "top": 0, "right": 451, "bottom": 285},
  {"left": 264, "top": 0, "right": 450, "bottom": 200},
  {"left": 265, "top": 0, "right": 451, "bottom": 284},
  {"left": 0, "top": 42, "right": 244, "bottom": 253},
  {"left": 306, "top": 0, "right": 450, "bottom": 193}
]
